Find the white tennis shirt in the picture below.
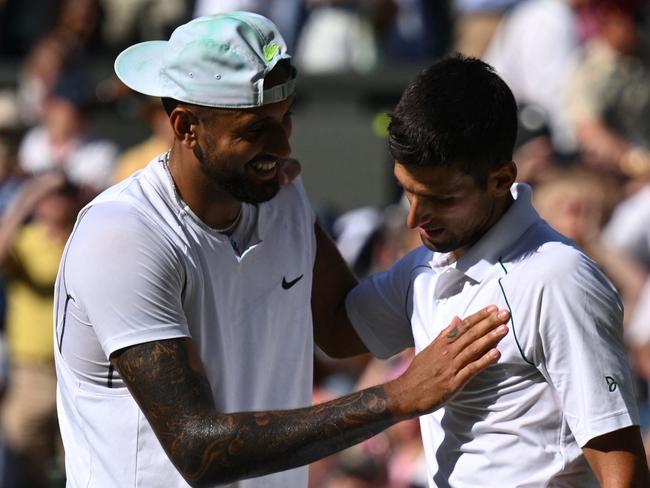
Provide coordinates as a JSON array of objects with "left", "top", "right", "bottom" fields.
[
  {"left": 346, "top": 183, "right": 639, "bottom": 487},
  {"left": 54, "top": 155, "right": 316, "bottom": 487}
]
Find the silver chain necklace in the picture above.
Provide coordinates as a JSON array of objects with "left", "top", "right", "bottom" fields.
[{"left": 161, "top": 151, "right": 243, "bottom": 234}]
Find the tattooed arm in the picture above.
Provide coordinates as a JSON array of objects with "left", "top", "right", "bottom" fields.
[{"left": 111, "top": 306, "right": 509, "bottom": 487}]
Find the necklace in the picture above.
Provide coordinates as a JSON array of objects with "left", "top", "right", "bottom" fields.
[
  {"left": 161, "top": 151, "right": 243, "bottom": 234},
  {"left": 214, "top": 205, "right": 242, "bottom": 234}
]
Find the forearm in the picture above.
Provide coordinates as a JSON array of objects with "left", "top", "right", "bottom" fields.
[
  {"left": 173, "top": 386, "right": 398, "bottom": 486},
  {"left": 113, "top": 307, "right": 509, "bottom": 486},
  {"left": 583, "top": 426, "right": 650, "bottom": 487},
  {"left": 113, "top": 339, "right": 400, "bottom": 487},
  {"left": 0, "top": 211, "right": 27, "bottom": 265}
]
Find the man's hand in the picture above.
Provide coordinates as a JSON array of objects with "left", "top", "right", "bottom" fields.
[
  {"left": 111, "top": 306, "right": 508, "bottom": 486},
  {"left": 385, "top": 305, "right": 509, "bottom": 419}
]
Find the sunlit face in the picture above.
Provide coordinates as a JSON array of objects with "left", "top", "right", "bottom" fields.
[
  {"left": 192, "top": 94, "right": 294, "bottom": 204},
  {"left": 394, "top": 162, "right": 505, "bottom": 257}
]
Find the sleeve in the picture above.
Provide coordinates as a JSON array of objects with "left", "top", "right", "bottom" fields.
[
  {"left": 535, "top": 251, "right": 639, "bottom": 447},
  {"left": 345, "top": 251, "right": 420, "bottom": 359},
  {"left": 62, "top": 202, "right": 190, "bottom": 358}
]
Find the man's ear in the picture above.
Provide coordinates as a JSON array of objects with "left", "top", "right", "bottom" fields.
[
  {"left": 489, "top": 161, "right": 517, "bottom": 197},
  {"left": 169, "top": 107, "right": 199, "bottom": 148}
]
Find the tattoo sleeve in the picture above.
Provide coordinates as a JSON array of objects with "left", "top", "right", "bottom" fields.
[{"left": 111, "top": 338, "right": 397, "bottom": 487}]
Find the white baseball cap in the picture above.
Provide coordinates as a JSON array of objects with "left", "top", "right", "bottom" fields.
[{"left": 114, "top": 11, "right": 295, "bottom": 108}]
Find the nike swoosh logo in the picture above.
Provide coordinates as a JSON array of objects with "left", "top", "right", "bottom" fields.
[{"left": 282, "top": 274, "right": 303, "bottom": 289}]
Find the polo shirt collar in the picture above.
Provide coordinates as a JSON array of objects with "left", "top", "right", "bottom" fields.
[{"left": 431, "top": 183, "right": 540, "bottom": 283}]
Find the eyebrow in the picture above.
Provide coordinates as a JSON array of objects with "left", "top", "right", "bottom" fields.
[{"left": 396, "top": 181, "right": 460, "bottom": 199}]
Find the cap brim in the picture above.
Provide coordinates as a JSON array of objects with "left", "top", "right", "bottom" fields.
[{"left": 114, "top": 41, "right": 168, "bottom": 97}]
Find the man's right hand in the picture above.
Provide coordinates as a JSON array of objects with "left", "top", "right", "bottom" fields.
[
  {"left": 385, "top": 305, "right": 509, "bottom": 419},
  {"left": 110, "top": 305, "right": 508, "bottom": 486}
]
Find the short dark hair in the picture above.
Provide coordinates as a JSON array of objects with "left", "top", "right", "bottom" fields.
[{"left": 388, "top": 54, "right": 518, "bottom": 184}]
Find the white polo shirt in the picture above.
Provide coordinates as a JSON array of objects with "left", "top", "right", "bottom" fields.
[
  {"left": 54, "top": 156, "right": 316, "bottom": 488},
  {"left": 346, "top": 183, "right": 638, "bottom": 487}
]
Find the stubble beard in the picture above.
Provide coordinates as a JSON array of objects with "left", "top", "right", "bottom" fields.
[{"left": 193, "top": 143, "right": 280, "bottom": 204}]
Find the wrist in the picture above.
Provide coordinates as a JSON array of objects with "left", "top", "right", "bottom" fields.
[{"left": 382, "top": 378, "right": 418, "bottom": 421}]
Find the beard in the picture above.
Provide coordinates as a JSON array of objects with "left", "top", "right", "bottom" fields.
[{"left": 193, "top": 143, "right": 280, "bottom": 204}]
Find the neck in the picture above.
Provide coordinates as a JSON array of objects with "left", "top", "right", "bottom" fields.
[
  {"left": 452, "top": 193, "right": 514, "bottom": 261},
  {"left": 165, "top": 148, "right": 242, "bottom": 230}
]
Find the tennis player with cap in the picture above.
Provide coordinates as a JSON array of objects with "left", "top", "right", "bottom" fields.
[{"left": 53, "top": 12, "right": 509, "bottom": 488}]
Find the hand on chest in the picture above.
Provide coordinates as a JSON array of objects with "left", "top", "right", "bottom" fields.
[{"left": 409, "top": 266, "right": 537, "bottom": 368}]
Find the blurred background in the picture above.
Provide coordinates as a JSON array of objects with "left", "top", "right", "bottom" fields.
[{"left": 2, "top": 0, "right": 650, "bottom": 486}]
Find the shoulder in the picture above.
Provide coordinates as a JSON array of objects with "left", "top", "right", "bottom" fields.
[
  {"left": 505, "top": 221, "right": 613, "bottom": 292},
  {"left": 381, "top": 245, "right": 432, "bottom": 282},
  {"left": 70, "top": 168, "right": 179, "bottom": 260},
  {"left": 67, "top": 201, "right": 157, "bottom": 261}
]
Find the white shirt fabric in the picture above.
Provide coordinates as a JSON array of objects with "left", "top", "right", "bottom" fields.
[
  {"left": 18, "top": 126, "right": 118, "bottom": 190},
  {"left": 54, "top": 155, "right": 317, "bottom": 487},
  {"left": 484, "top": 0, "right": 579, "bottom": 153},
  {"left": 346, "top": 183, "right": 638, "bottom": 487},
  {"left": 602, "top": 185, "right": 650, "bottom": 272}
]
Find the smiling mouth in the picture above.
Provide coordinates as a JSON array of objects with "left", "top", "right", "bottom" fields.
[{"left": 249, "top": 159, "right": 278, "bottom": 179}]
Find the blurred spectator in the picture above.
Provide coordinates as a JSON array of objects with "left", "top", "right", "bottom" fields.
[
  {"left": 0, "top": 130, "right": 25, "bottom": 216},
  {"left": 100, "top": 0, "right": 187, "bottom": 51},
  {"left": 512, "top": 104, "right": 557, "bottom": 184},
  {"left": 0, "top": 0, "right": 63, "bottom": 57},
  {"left": 0, "top": 172, "right": 85, "bottom": 488},
  {"left": 111, "top": 97, "right": 173, "bottom": 183},
  {"left": 55, "top": 0, "right": 104, "bottom": 53},
  {"left": 533, "top": 168, "right": 647, "bottom": 327},
  {"left": 603, "top": 182, "right": 650, "bottom": 271},
  {"left": 17, "top": 71, "right": 118, "bottom": 194},
  {"left": 452, "top": 0, "right": 525, "bottom": 57},
  {"left": 567, "top": 0, "right": 650, "bottom": 179},
  {"left": 296, "top": 1, "right": 378, "bottom": 74},
  {"left": 485, "top": 0, "right": 586, "bottom": 155},
  {"left": 333, "top": 206, "right": 384, "bottom": 277},
  {"left": 17, "top": 33, "right": 78, "bottom": 126},
  {"left": 193, "top": 0, "right": 304, "bottom": 52},
  {"left": 0, "top": 129, "right": 26, "bottom": 360},
  {"left": 626, "top": 277, "right": 650, "bottom": 466},
  {"left": 373, "top": 0, "right": 452, "bottom": 65}
]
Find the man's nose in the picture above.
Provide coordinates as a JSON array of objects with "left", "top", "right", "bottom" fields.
[{"left": 406, "top": 197, "right": 428, "bottom": 229}]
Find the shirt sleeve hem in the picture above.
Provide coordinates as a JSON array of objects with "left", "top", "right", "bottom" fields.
[
  {"left": 574, "top": 410, "right": 639, "bottom": 448},
  {"left": 345, "top": 295, "right": 406, "bottom": 359},
  {"left": 101, "top": 325, "right": 191, "bottom": 358}
]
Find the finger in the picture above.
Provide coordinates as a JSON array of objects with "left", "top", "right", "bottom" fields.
[
  {"left": 453, "top": 323, "right": 508, "bottom": 371},
  {"left": 454, "top": 347, "right": 502, "bottom": 387},
  {"left": 440, "top": 305, "right": 498, "bottom": 342},
  {"left": 452, "top": 309, "right": 510, "bottom": 350}
]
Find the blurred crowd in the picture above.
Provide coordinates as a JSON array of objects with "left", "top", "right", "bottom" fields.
[{"left": 1, "top": 0, "right": 650, "bottom": 486}]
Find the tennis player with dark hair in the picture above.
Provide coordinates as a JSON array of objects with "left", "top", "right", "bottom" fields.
[
  {"left": 53, "top": 13, "right": 510, "bottom": 488},
  {"left": 345, "top": 55, "right": 649, "bottom": 487}
]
